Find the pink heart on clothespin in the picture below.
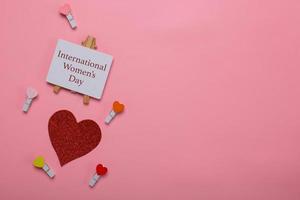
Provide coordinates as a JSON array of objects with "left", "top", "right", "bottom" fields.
[{"left": 59, "top": 4, "right": 71, "bottom": 16}]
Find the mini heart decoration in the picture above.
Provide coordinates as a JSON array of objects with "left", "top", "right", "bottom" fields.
[
  {"left": 96, "top": 164, "right": 108, "bottom": 176},
  {"left": 48, "top": 110, "right": 101, "bottom": 166},
  {"left": 59, "top": 4, "right": 71, "bottom": 16},
  {"left": 33, "top": 156, "right": 44, "bottom": 168},
  {"left": 113, "top": 101, "right": 125, "bottom": 113}
]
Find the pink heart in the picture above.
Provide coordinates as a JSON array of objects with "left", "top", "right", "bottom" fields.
[{"left": 59, "top": 4, "right": 71, "bottom": 16}]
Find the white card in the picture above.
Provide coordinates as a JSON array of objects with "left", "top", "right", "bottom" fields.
[{"left": 47, "top": 39, "right": 113, "bottom": 99}]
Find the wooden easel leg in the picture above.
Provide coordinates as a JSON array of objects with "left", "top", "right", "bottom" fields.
[
  {"left": 80, "top": 36, "right": 97, "bottom": 105},
  {"left": 83, "top": 95, "right": 90, "bottom": 105},
  {"left": 53, "top": 85, "right": 61, "bottom": 94}
]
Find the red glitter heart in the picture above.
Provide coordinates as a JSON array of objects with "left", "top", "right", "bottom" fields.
[
  {"left": 96, "top": 164, "right": 108, "bottom": 176},
  {"left": 48, "top": 110, "right": 101, "bottom": 166}
]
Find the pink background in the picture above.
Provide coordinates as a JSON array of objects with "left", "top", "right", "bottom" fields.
[{"left": 1, "top": 0, "right": 300, "bottom": 199}]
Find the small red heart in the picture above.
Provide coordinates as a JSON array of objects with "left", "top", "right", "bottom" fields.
[
  {"left": 96, "top": 164, "right": 108, "bottom": 176},
  {"left": 48, "top": 110, "right": 101, "bottom": 166}
]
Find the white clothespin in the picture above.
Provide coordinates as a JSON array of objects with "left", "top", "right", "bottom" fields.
[
  {"left": 23, "top": 87, "right": 38, "bottom": 113},
  {"left": 89, "top": 174, "right": 100, "bottom": 188},
  {"left": 59, "top": 4, "right": 77, "bottom": 29},
  {"left": 33, "top": 156, "right": 55, "bottom": 178},
  {"left": 89, "top": 164, "right": 108, "bottom": 188},
  {"left": 105, "top": 101, "right": 125, "bottom": 124}
]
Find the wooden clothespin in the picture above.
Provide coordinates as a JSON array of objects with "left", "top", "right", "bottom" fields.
[{"left": 81, "top": 36, "right": 97, "bottom": 105}]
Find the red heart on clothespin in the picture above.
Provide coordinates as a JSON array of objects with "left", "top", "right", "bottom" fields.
[{"left": 96, "top": 164, "right": 108, "bottom": 176}]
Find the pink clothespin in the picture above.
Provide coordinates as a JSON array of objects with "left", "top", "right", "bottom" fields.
[{"left": 59, "top": 4, "right": 77, "bottom": 29}]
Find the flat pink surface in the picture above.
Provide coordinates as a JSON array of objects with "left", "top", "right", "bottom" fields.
[{"left": 1, "top": 0, "right": 300, "bottom": 199}]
